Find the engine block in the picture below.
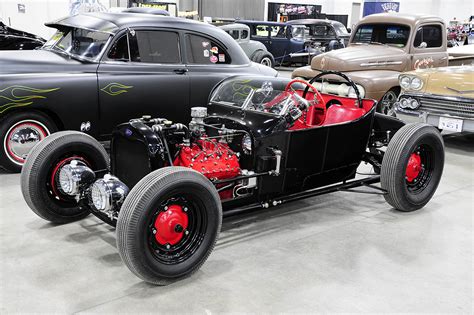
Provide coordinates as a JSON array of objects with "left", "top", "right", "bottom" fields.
[{"left": 174, "top": 139, "right": 240, "bottom": 180}]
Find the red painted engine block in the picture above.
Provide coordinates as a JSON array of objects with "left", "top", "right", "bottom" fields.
[{"left": 174, "top": 139, "right": 240, "bottom": 180}]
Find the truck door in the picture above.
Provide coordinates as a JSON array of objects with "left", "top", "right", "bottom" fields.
[
  {"left": 97, "top": 29, "right": 189, "bottom": 136},
  {"left": 411, "top": 23, "right": 449, "bottom": 70}
]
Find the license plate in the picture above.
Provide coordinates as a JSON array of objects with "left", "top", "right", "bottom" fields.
[{"left": 438, "top": 117, "right": 463, "bottom": 132}]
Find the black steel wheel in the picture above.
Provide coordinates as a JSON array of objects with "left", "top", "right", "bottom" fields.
[
  {"left": 116, "top": 167, "right": 222, "bottom": 285},
  {"left": 20, "top": 131, "right": 109, "bottom": 223},
  {"left": 381, "top": 123, "right": 444, "bottom": 212}
]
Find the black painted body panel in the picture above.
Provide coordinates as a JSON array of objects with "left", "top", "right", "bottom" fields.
[{"left": 0, "top": 12, "right": 277, "bottom": 140}]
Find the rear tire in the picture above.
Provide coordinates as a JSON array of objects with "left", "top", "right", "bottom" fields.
[
  {"left": 252, "top": 50, "right": 275, "bottom": 68},
  {"left": 116, "top": 167, "right": 222, "bottom": 285},
  {"left": 21, "top": 131, "right": 109, "bottom": 223},
  {"left": 0, "top": 111, "right": 57, "bottom": 172},
  {"left": 381, "top": 123, "right": 444, "bottom": 212}
]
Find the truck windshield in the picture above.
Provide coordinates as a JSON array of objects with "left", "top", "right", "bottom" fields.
[
  {"left": 43, "top": 28, "right": 110, "bottom": 61},
  {"left": 351, "top": 24, "right": 410, "bottom": 47}
]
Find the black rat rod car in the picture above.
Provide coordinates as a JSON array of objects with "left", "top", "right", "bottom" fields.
[
  {"left": 0, "top": 12, "right": 276, "bottom": 172},
  {"left": 21, "top": 72, "right": 445, "bottom": 284}
]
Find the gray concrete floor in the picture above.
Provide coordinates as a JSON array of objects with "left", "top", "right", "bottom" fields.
[{"left": 0, "top": 71, "right": 473, "bottom": 313}]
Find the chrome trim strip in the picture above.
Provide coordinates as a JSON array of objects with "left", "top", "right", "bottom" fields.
[{"left": 360, "top": 61, "right": 402, "bottom": 67}]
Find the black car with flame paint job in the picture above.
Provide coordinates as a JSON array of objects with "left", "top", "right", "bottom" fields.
[
  {"left": 0, "top": 12, "right": 277, "bottom": 172},
  {"left": 21, "top": 72, "right": 444, "bottom": 284}
]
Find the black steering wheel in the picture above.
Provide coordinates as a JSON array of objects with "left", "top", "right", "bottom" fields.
[{"left": 302, "top": 70, "right": 363, "bottom": 109}]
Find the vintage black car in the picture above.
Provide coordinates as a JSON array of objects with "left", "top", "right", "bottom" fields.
[
  {"left": 0, "top": 12, "right": 277, "bottom": 172},
  {"left": 21, "top": 72, "right": 444, "bottom": 284},
  {"left": 239, "top": 19, "right": 348, "bottom": 65},
  {"left": 0, "top": 21, "right": 45, "bottom": 50},
  {"left": 286, "top": 19, "right": 350, "bottom": 50}
]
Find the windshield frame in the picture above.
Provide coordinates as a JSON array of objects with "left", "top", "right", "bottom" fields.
[
  {"left": 42, "top": 27, "right": 112, "bottom": 62},
  {"left": 350, "top": 23, "right": 411, "bottom": 48}
]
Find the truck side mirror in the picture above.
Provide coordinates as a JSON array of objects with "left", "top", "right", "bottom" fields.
[{"left": 418, "top": 41, "right": 428, "bottom": 48}]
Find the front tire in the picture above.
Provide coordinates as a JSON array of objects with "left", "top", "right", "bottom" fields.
[
  {"left": 0, "top": 111, "right": 57, "bottom": 172},
  {"left": 21, "top": 131, "right": 109, "bottom": 223},
  {"left": 116, "top": 167, "right": 222, "bottom": 285},
  {"left": 381, "top": 123, "right": 444, "bottom": 212},
  {"left": 378, "top": 88, "right": 400, "bottom": 116},
  {"left": 252, "top": 50, "right": 275, "bottom": 68}
]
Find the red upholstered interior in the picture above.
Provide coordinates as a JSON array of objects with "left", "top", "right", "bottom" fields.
[
  {"left": 323, "top": 105, "right": 366, "bottom": 125},
  {"left": 290, "top": 90, "right": 375, "bottom": 130}
]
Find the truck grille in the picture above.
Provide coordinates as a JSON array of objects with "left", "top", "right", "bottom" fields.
[
  {"left": 111, "top": 136, "right": 152, "bottom": 188},
  {"left": 419, "top": 97, "right": 474, "bottom": 119}
]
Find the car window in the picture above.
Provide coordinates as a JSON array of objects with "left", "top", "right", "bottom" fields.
[
  {"left": 352, "top": 24, "right": 410, "bottom": 47},
  {"left": 414, "top": 25, "right": 443, "bottom": 48},
  {"left": 270, "top": 26, "right": 286, "bottom": 38},
  {"left": 333, "top": 23, "right": 349, "bottom": 36},
  {"left": 107, "top": 34, "right": 129, "bottom": 61},
  {"left": 255, "top": 25, "right": 269, "bottom": 37},
  {"left": 241, "top": 29, "right": 249, "bottom": 39},
  {"left": 185, "top": 34, "right": 231, "bottom": 64},
  {"left": 53, "top": 27, "right": 110, "bottom": 60},
  {"left": 227, "top": 30, "right": 239, "bottom": 40},
  {"left": 131, "top": 30, "right": 180, "bottom": 64}
]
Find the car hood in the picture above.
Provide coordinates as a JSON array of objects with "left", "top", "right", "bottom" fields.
[
  {"left": 407, "top": 66, "right": 474, "bottom": 98},
  {"left": 310, "top": 45, "right": 410, "bottom": 72},
  {"left": 0, "top": 49, "right": 88, "bottom": 74}
]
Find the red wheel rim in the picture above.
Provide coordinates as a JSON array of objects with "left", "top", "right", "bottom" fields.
[
  {"left": 153, "top": 204, "right": 189, "bottom": 246},
  {"left": 406, "top": 152, "right": 422, "bottom": 183}
]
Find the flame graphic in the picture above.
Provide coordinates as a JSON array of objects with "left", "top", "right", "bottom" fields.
[
  {"left": 0, "top": 85, "right": 60, "bottom": 114},
  {"left": 100, "top": 82, "right": 133, "bottom": 96}
]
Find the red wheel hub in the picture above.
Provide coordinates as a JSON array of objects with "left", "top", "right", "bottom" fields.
[
  {"left": 406, "top": 153, "right": 422, "bottom": 182},
  {"left": 154, "top": 204, "right": 189, "bottom": 246}
]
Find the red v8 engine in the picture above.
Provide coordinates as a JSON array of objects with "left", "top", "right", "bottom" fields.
[{"left": 174, "top": 139, "right": 240, "bottom": 180}]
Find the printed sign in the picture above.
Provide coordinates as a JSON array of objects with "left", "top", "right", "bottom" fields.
[
  {"left": 203, "top": 50, "right": 209, "bottom": 57},
  {"left": 210, "top": 55, "right": 218, "bottom": 63},
  {"left": 17, "top": 4, "right": 26, "bottom": 13},
  {"left": 218, "top": 54, "right": 225, "bottom": 62}
]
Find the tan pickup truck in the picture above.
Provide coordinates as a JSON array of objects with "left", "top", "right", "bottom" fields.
[{"left": 293, "top": 13, "right": 455, "bottom": 115}]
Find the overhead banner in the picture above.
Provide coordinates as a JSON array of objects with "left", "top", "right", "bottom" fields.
[{"left": 363, "top": 2, "right": 400, "bottom": 17}]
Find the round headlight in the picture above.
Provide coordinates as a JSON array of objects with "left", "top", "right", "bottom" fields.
[
  {"left": 91, "top": 179, "right": 109, "bottom": 211},
  {"left": 400, "top": 76, "right": 411, "bottom": 89},
  {"left": 59, "top": 166, "right": 75, "bottom": 195},
  {"left": 400, "top": 98, "right": 409, "bottom": 108},
  {"left": 242, "top": 134, "right": 252, "bottom": 154},
  {"left": 410, "top": 77, "right": 423, "bottom": 90},
  {"left": 408, "top": 98, "right": 420, "bottom": 109}
]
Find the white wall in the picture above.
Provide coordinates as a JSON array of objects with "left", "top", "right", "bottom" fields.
[
  {"left": 398, "top": 0, "right": 473, "bottom": 25},
  {"left": 0, "top": 0, "right": 112, "bottom": 39}
]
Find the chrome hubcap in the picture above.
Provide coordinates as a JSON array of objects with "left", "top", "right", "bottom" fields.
[
  {"left": 380, "top": 91, "right": 398, "bottom": 116},
  {"left": 261, "top": 57, "right": 272, "bottom": 67},
  {"left": 4, "top": 121, "right": 48, "bottom": 164}
]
